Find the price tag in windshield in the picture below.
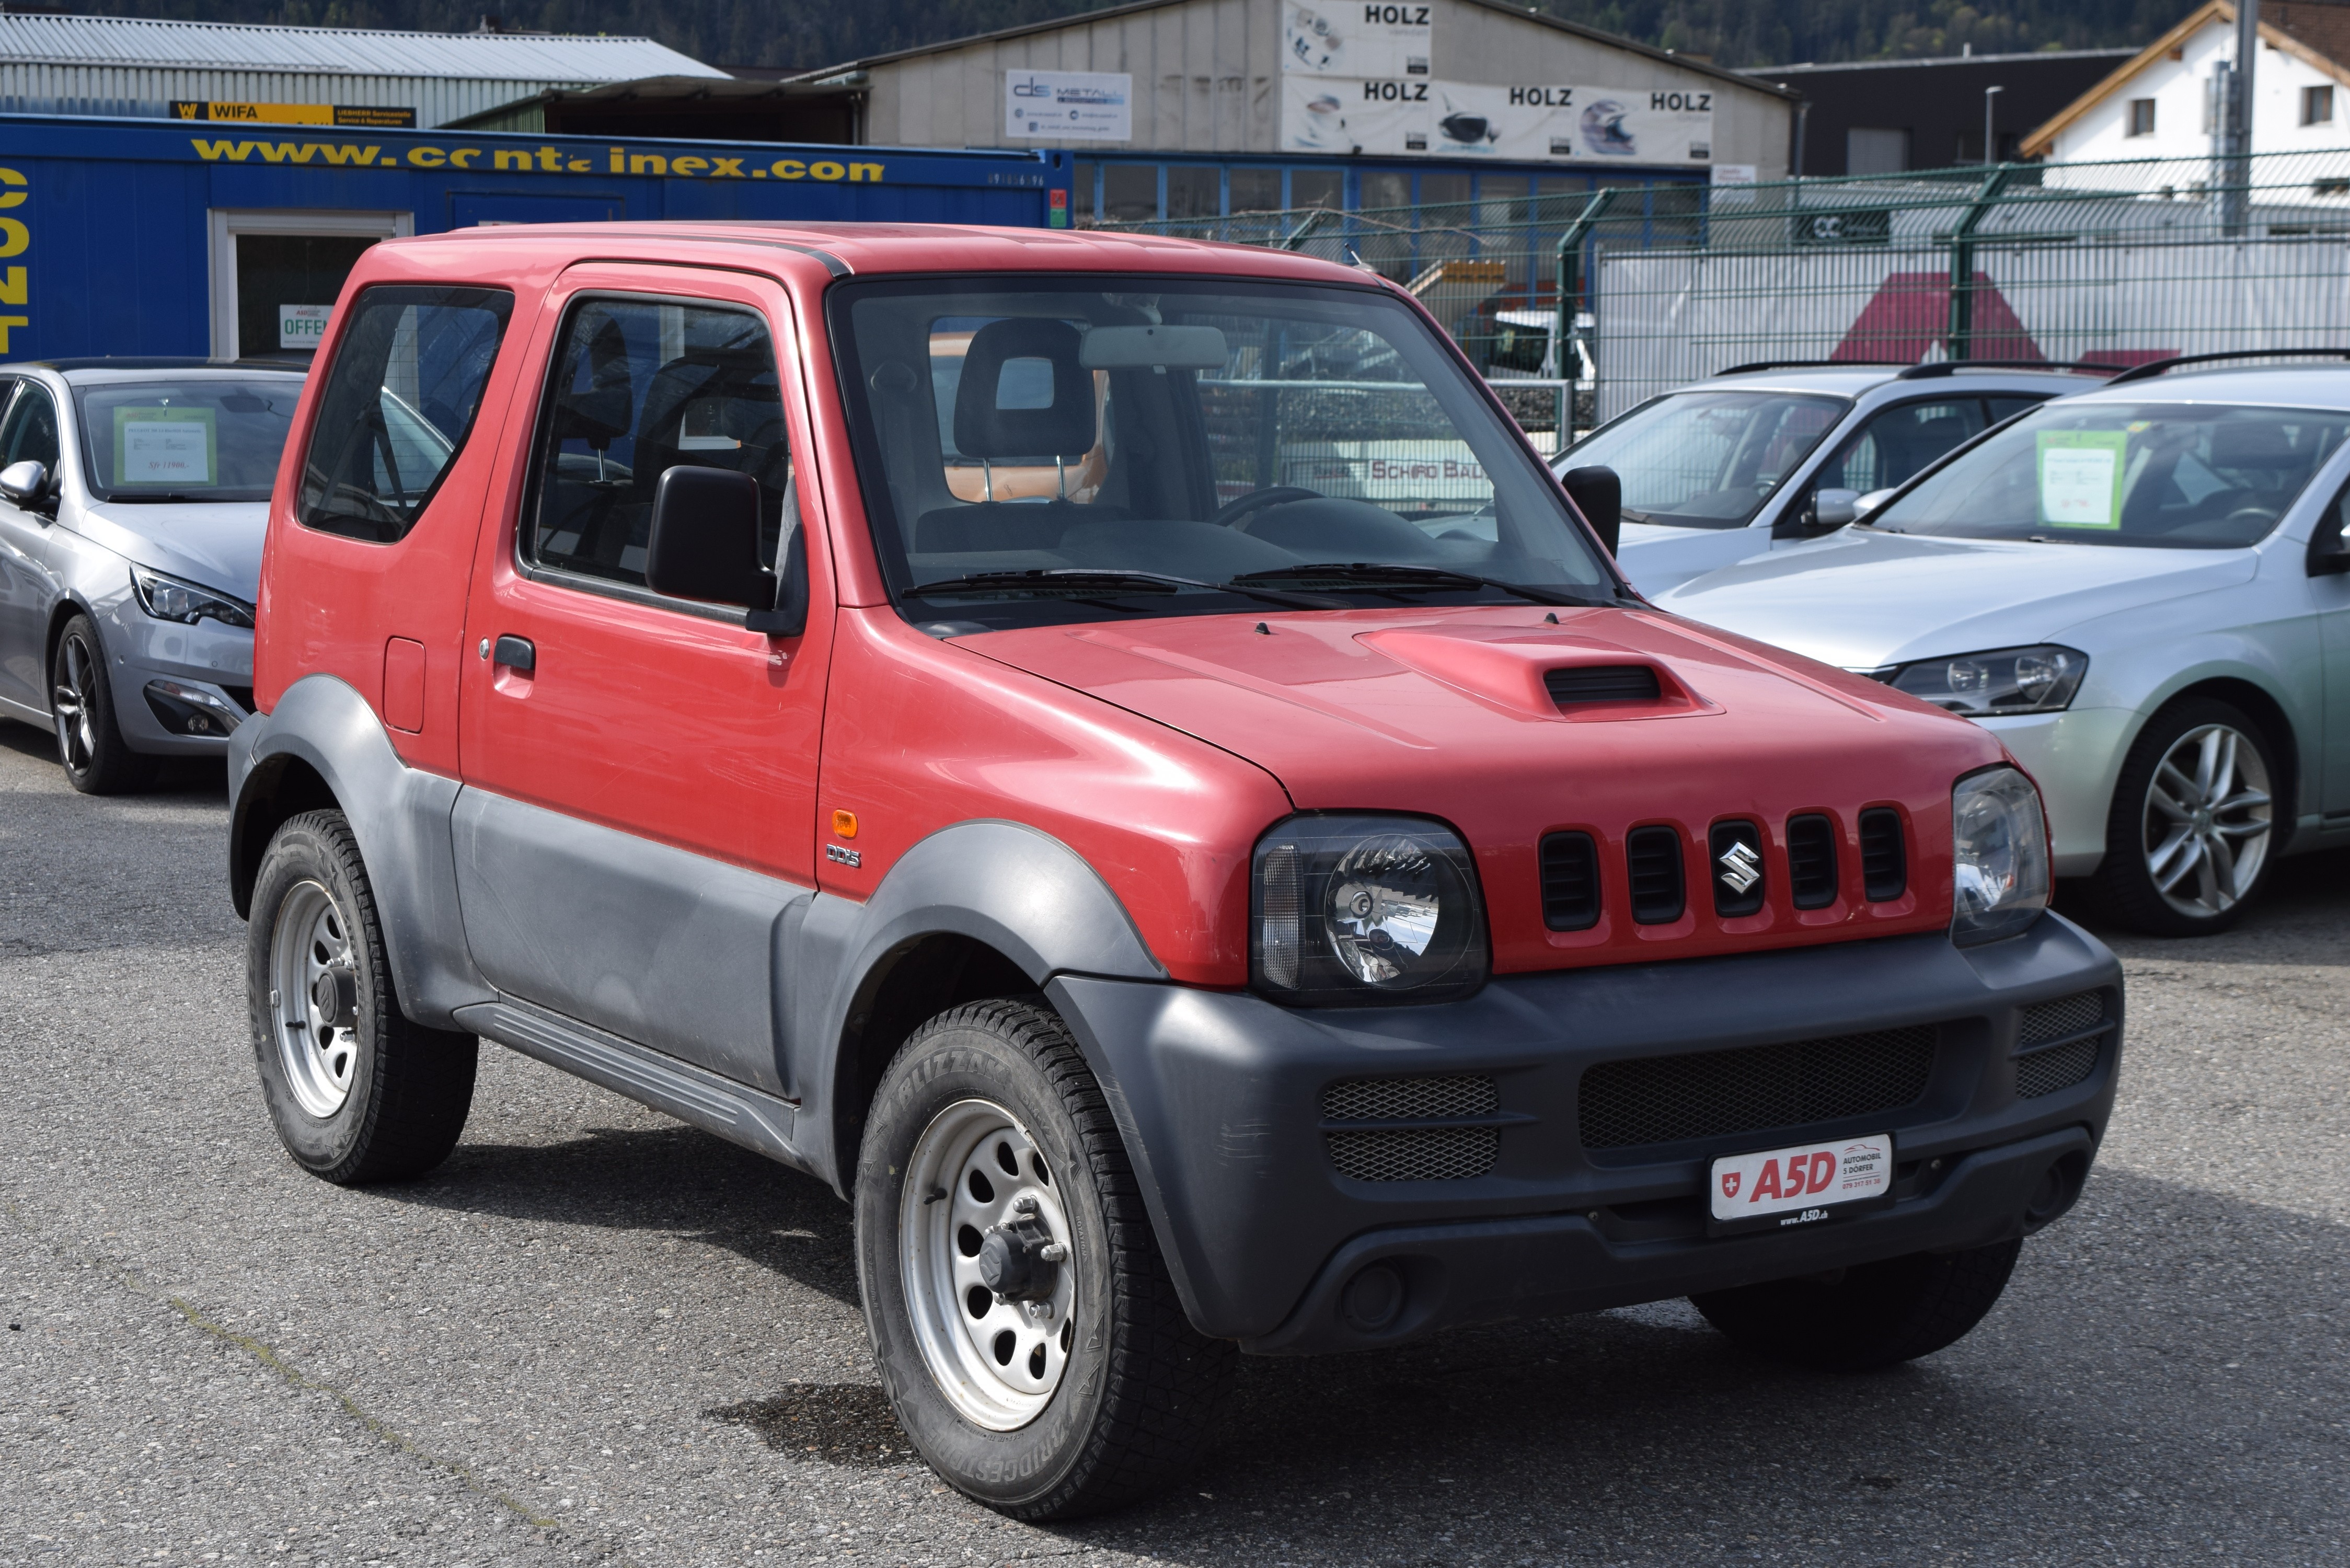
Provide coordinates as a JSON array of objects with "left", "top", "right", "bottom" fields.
[{"left": 2037, "top": 430, "right": 2128, "bottom": 529}]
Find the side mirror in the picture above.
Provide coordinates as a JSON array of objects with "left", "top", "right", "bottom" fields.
[
  {"left": 1812, "top": 488, "right": 1860, "bottom": 528},
  {"left": 1561, "top": 464, "right": 1621, "bottom": 557},
  {"left": 645, "top": 465, "right": 807, "bottom": 636},
  {"left": 0, "top": 458, "right": 48, "bottom": 506},
  {"left": 2309, "top": 512, "right": 2350, "bottom": 577}
]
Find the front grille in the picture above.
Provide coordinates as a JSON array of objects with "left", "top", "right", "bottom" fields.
[
  {"left": 1539, "top": 831, "right": 1600, "bottom": 931},
  {"left": 1321, "top": 1075, "right": 1499, "bottom": 1122},
  {"left": 1327, "top": 1126, "right": 1500, "bottom": 1182},
  {"left": 1787, "top": 814, "right": 1839, "bottom": 907},
  {"left": 1546, "top": 664, "right": 1660, "bottom": 706},
  {"left": 1322, "top": 1074, "right": 1501, "bottom": 1181},
  {"left": 2018, "top": 1038, "right": 2101, "bottom": 1098},
  {"left": 2015, "top": 991, "right": 2109, "bottom": 1099},
  {"left": 1578, "top": 1025, "right": 1939, "bottom": 1150},
  {"left": 1626, "top": 826, "right": 1686, "bottom": 924},
  {"left": 1859, "top": 808, "right": 1907, "bottom": 902},
  {"left": 2021, "top": 991, "right": 2104, "bottom": 1045}
]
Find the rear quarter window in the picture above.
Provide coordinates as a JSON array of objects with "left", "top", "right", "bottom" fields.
[{"left": 297, "top": 284, "right": 513, "bottom": 543}]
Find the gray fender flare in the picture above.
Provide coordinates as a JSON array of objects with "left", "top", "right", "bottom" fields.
[
  {"left": 790, "top": 818, "right": 1168, "bottom": 1189},
  {"left": 228, "top": 673, "right": 490, "bottom": 1029}
]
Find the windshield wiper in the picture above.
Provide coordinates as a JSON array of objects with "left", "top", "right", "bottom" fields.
[
  {"left": 1230, "top": 562, "right": 1609, "bottom": 608},
  {"left": 904, "top": 569, "right": 1343, "bottom": 611}
]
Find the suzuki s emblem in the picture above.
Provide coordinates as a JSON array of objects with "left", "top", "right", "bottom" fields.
[{"left": 1717, "top": 839, "right": 1763, "bottom": 895}]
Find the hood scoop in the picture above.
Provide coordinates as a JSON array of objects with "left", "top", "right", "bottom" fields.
[{"left": 1355, "top": 627, "right": 1718, "bottom": 722}]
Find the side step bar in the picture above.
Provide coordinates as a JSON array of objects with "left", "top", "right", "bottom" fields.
[{"left": 454, "top": 997, "right": 804, "bottom": 1170}]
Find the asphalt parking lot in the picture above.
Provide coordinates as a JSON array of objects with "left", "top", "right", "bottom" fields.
[{"left": 2, "top": 719, "right": 2345, "bottom": 1568}]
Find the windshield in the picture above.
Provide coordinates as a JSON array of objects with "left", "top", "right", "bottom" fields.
[
  {"left": 74, "top": 379, "right": 302, "bottom": 502},
  {"left": 1557, "top": 388, "right": 1848, "bottom": 530},
  {"left": 1868, "top": 401, "right": 2350, "bottom": 549},
  {"left": 829, "top": 275, "right": 1619, "bottom": 631}
]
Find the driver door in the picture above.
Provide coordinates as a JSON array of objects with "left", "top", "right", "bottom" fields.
[{"left": 0, "top": 378, "right": 61, "bottom": 717}]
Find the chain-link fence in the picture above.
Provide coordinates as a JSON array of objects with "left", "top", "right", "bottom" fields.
[{"left": 1102, "top": 147, "right": 2350, "bottom": 433}]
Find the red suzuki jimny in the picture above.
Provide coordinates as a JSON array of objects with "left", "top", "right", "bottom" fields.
[{"left": 227, "top": 223, "right": 2121, "bottom": 1517}]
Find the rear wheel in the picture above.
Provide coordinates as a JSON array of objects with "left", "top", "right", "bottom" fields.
[
  {"left": 2087, "top": 698, "right": 2278, "bottom": 936},
  {"left": 247, "top": 810, "right": 477, "bottom": 1183},
  {"left": 855, "top": 999, "right": 1234, "bottom": 1519},
  {"left": 1689, "top": 1237, "right": 2022, "bottom": 1372},
  {"left": 51, "top": 615, "right": 156, "bottom": 795}
]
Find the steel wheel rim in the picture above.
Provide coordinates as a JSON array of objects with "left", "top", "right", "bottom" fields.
[
  {"left": 2142, "top": 722, "right": 2272, "bottom": 921},
  {"left": 900, "top": 1097, "right": 1076, "bottom": 1431},
  {"left": 51, "top": 632, "right": 97, "bottom": 776},
  {"left": 269, "top": 880, "right": 361, "bottom": 1119}
]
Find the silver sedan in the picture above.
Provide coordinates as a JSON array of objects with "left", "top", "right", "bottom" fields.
[{"left": 0, "top": 360, "right": 302, "bottom": 792}]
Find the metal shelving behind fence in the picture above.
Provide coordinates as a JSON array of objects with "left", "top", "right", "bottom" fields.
[{"left": 1100, "top": 147, "right": 2350, "bottom": 431}]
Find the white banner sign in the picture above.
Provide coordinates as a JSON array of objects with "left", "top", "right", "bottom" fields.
[
  {"left": 1283, "top": 3, "right": 1431, "bottom": 78},
  {"left": 1281, "top": 75, "right": 1432, "bottom": 156},
  {"left": 1281, "top": 77, "right": 1714, "bottom": 162},
  {"left": 1004, "top": 70, "right": 1133, "bottom": 142}
]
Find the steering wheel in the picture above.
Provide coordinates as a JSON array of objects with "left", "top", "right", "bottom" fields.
[
  {"left": 1214, "top": 485, "right": 1323, "bottom": 533},
  {"left": 2224, "top": 505, "right": 2280, "bottom": 532}
]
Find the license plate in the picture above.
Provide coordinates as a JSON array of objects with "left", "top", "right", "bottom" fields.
[{"left": 1709, "top": 1133, "right": 1894, "bottom": 1233}]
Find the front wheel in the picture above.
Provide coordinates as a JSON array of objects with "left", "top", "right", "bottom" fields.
[
  {"left": 855, "top": 999, "right": 1234, "bottom": 1519},
  {"left": 2086, "top": 697, "right": 2279, "bottom": 936},
  {"left": 1690, "top": 1238, "right": 2023, "bottom": 1372},
  {"left": 51, "top": 614, "right": 156, "bottom": 794},
  {"left": 247, "top": 810, "right": 478, "bottom": 1183}
]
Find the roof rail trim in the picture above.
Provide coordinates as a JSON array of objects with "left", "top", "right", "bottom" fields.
[
  {"left": 1712, "top": 359, "right": 1908, "bottom": 376},
  {"left": 2105, "top": 348, "right": 2350, "bottom": 385},
  {"left": 1895, "top": 359, "right": 2125, "bottom": 379}
]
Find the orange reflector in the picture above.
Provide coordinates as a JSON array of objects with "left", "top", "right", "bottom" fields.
[{"left": 832, "top": 809, "right": 858, "bottom": 839}]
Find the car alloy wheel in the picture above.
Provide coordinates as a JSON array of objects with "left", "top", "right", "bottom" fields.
[
  {"left": 900, "top": 1097, "right": 1076, "bottom": 1431},
  {"left": 268, "top": 879, "right": 363, "bottom": 1119},
  {"left": 51, "top": 627, "right": 100, "bottom": 777},
  {"left": 2140, "top": 721, "right": 2272, "bottom": 922}
]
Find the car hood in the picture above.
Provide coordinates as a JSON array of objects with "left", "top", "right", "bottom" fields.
[
  {"left": 1612, "top": 518, "right": 1762, "bottom": 595},
  {"left": 961, "top": 604, "right": 2000, "bottom": 972},
  {"left": 1652, "top": 527, "right": 2257, "bottom": 670},
  {"left": 71, "top": 498, "right": 269, "bottom": 603}
]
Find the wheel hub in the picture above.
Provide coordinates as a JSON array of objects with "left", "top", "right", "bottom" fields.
[
  {"left": 900, "top": 1099, "right": 1077, "bottom": 1431},
  {"left": 2141, "top": 721, "right": 2272, "bottom": 921},
  {"left": 269, "top": 880, "right": 361, "bottom": 1120}
]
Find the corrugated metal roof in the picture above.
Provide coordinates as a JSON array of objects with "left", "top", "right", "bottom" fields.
[{"left": 0, "top": 13, "right": 723, "bottom": 83}]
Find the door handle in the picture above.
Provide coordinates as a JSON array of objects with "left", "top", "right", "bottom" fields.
[{"left": 492, "top": 635, "right": 536, "bottom": 674}]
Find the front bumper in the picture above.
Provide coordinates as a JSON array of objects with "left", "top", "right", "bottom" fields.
[
  {"left": 1049, "top": 913, "right": 2119, "bottom": 1354},
  {"left": 1979, "top": 708, "right": 2135, "bottom": 879},
  {"left": 98, "top": 590, "right": 254, "bottom": 756}
]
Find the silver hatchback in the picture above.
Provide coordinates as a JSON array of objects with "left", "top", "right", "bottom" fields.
[{"left": 0, "top": 359, "right": 303, "bottom": 791}]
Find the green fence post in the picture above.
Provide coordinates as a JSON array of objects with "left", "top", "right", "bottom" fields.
[
  {"left": 1554, "top": 188, "right": 1621, "bottom": 434},
  {"left": 1945, "top": 164, "right": 2018, "bottom": 362}
]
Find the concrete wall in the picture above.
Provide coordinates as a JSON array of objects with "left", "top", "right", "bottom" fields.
[{"left": 859, "top": 0, "right": 1791, "bottom": 178}]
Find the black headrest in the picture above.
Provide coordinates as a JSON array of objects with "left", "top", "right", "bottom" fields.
[
  {"left": 953, "top": 318, "right": 1093, "bottom": 460},
  {"left": 2210, "top": 422, "right": 2306, "bottom": 467},
  {"left": 555, "top": 386, "right": 632, "bottom": 445}
]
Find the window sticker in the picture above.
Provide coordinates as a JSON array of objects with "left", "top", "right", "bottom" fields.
[
  {"left": 115, "top": 406, "right": 217, "bottom": 487},
  {"left": 2037, "top": 430, "right": 2127, "bottom": 528}
]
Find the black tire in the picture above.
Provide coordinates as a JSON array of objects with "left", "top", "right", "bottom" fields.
[
  {"left": 2084, "top": 696, "right": 2282, "bottom": 937},
  {"left": 50, "top": 614, "right": 157, "bottom": 795},
  {"left": 1689, "top": 1237, "right": 2022, "bottom": 1372},
  {"left": 855, "top": 999, "right": 1235, "bottom": 1520},
  {"left": 246, "top": 810, "right": 477, "bottom": 1184}
]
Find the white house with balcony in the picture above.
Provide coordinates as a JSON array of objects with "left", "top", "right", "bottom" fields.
[{"left": 2023, "top": 1, "right": 2350, "bottom": 165}]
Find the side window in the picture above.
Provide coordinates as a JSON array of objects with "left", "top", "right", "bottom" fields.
[
  {"left": 0, "top": 382, "right": 62, "bottom": 472},
  {"left": 1985, "top": 394, "right": 2051, "bottom": 425},
  {"left": 523, "top": 297, "right": 792, "bottom": 589},
  {"left": 1815, "top": 399, "right": 1987, "bottom": 495},
  {"left": 298, "top": 285, "right": 513, "bottom": 544}
]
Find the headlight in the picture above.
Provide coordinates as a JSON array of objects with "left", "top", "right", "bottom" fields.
[
  {"left": 130, "top": 564, "right": 254, "bottom": 629},
  {"left": 1251, "top": 814, "right": 1489, "bottom": 1005},
  {"left": 1883, "top": 644, "right": 2087, "bottom": 717},
  {"left": 1950, "top": 766, "right": 2049, "bottom": 947}
]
